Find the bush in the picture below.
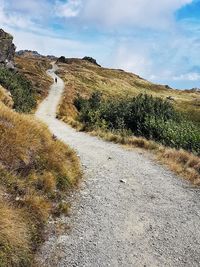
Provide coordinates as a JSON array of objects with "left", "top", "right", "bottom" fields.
[
  {"left": 0, "top": 67, "right": 36, "bottom": 112},
  {"left": 145, "top": 118, "right": 200, "bottom": 154},
  {"left": 75, "top": 92, "right": 200, "bottom": 155}
]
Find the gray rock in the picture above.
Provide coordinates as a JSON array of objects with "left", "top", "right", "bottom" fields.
[
  {"left": 120, "top": 179, "right": 127, "bottom": 183},
  {"left": 0, "top": 29, "right": 16, "bottom": 67},
  {"left": 6, "top": 61, "right": 15, "bottom": 70}
]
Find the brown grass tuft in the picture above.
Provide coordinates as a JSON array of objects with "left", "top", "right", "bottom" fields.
[
  {"left": 0, "top": 197, "right": 32, "bottom": 267},
  {"left": 0, "top": 85, "right": 13, "bottom": 108},
  {"left": 24, "top": 195, "right": 51, "bottom": 222},
  {"left": 159, "top": 148, "right": 200, "bottom": 184},
  {"left": 38, "top": 172, "right": 56, "bottom": 193}
]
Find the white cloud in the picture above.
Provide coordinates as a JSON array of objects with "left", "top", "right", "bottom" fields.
[
  {"left": 56, "top": 0, "right": 192, "bottom": 29},
  {"left": 173, "top": 72, "right": 200, "bottom": 81},
  {"left": 5, "top": 27, "right": 91, "bottom": 57},
  {"left": 101, "top": 24, "right": 200, "bottom": 87},
  {"left": 55, "top": 0, "right": 82, "bottom": 18},
  {"left": 0, "top": 0, "right": 39, "bottom": 29},
  {"left": 107, "top": 39, "right": 153, "bottom": 77},
  {"left": 9, "top": 0, "right": 50, "bottom": 14}
]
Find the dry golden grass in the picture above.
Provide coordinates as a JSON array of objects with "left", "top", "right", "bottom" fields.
[
  {"left": 0, "top": 194, "right": 32, "bottom": 267},
  {"left": 56, "top": 59, "right": 200, "bottom": 124},
  {"left": 0, "top": 102, "right": 81, "bottom": 266},
  {"left": 0, "top": 85, "right": 13, "bottom": 108},
  {"left": 158, "top": 148, "right": 200, "bottom": 185}
]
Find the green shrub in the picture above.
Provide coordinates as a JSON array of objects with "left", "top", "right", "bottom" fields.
[
  {"left": 144, "top": 118, "right": 200, "bottom": 154},
  {"left": 75, "top": 92, "right": 200, "bottom": 155},
  {"left": 0, "top": 67, "right": 36, "bottom": 112}
]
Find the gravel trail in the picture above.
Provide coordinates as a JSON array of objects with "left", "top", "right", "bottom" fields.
[{"left": 35, "top": 65, "right": 200, "bottom": 267}]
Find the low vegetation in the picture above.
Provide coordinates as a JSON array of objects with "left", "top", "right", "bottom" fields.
[
  {"left": 0, "top": 67, "right": 36, "bottom": 112},
  {"left": 0, "top": 102, "right": 81, "bottom": 266},
  {"left": 75, "top": 92, "right": 200, "bottom": 155}
]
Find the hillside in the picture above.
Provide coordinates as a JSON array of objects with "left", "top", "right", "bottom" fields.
[
  {"left": 53, "top": 57, "right": 200, "bottom": 180},
  {"left": 15, "top": 55, "right": 52, "bottom": 103},
  {"left": 55, "top": 58, "right": 200, "bottom": 124}
]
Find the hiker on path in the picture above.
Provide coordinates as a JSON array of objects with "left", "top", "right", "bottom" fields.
[{"left": 55, "top": 77, "right": 57, "bottom": 83}]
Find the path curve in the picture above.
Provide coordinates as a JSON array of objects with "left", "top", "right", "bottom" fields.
[{"left": 35, "top": 64, "right": 200, "bottom": 267}]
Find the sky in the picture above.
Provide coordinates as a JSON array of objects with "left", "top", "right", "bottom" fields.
[{"left": 0, "top": 0, "right": 200, "bottom": 89}]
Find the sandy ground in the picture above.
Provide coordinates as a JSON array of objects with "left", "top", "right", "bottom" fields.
[{"left": 35, "top": 65, "right": 200, "bottom": 267}]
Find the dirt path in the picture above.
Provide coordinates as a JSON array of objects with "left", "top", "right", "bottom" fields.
[{"left": 35, "top": 65, "right": 200, "bottom": 267}]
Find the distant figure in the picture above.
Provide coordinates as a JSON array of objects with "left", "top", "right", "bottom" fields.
[{"left": 55, "top": 77, "right": 57, "bottom": 83}]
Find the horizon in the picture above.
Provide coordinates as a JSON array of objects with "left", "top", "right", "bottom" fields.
[{"left": 1, "top": 0, "right": 200, "bottom": 89}]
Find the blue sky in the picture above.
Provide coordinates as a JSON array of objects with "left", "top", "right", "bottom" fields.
[{"left": 1, "top": 0, "right": 200, "bottom": 89}]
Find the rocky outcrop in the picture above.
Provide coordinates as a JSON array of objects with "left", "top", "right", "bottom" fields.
[
  {"left": 82, "top": 56, "right": 101, "bottom": 67},
  {"left": 57, "top": 56, "right": 101, "bottom": 67},
  {"left": 16, "top": 50, "right": 43, "bottom": 58},
  {"left": 0, "top": 29, "right": 16, "bottom": 68}
]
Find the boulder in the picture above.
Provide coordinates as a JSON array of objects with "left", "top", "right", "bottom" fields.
[{"left": 0, "top": 29, "right": 16, "bottom": 67}]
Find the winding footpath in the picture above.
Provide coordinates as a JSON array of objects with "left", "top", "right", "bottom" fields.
[{"left": 35, "top": 64, "right": 200, "bottom": 267}]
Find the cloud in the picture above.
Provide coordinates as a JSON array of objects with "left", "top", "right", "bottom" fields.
[
  {"left": 0, "top": 0, "right": 53, "bottom": 30},
  {"left": 0, "top": 0, "right": 40, "bottom": 29},
  {"left": 1, "top": 0, "right": 199, "bottom": 89},
  {"left": 56, "top": 0, "right": 192, "bottom": 29},
  {"left": 55, "top": 0, "right": 82, "bottom": 18},
  {"left": 172, "top": 72, "right": 200, "bottom": 81},
  {"left": 8, "top": 0, "right": 50, "bottom": 16},
  {"left": 4, "top": 27, "right": 91, "bottom": 57},
  {"left": 106, "top": 38, "right": 153, "bottom": 76},
  {"left": 101, "top": 22, "right": 200, "bottom": 87}
]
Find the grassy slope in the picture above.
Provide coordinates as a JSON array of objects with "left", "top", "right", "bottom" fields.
[
  {"left": 0, "top": 63, "right": 81, "bottom": 266},
  {"left": 56, "top": 59, "right": 200, "bottom": 124},
  {"left": 55, "top": 59, "right": 200, "bottom": 185}
]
